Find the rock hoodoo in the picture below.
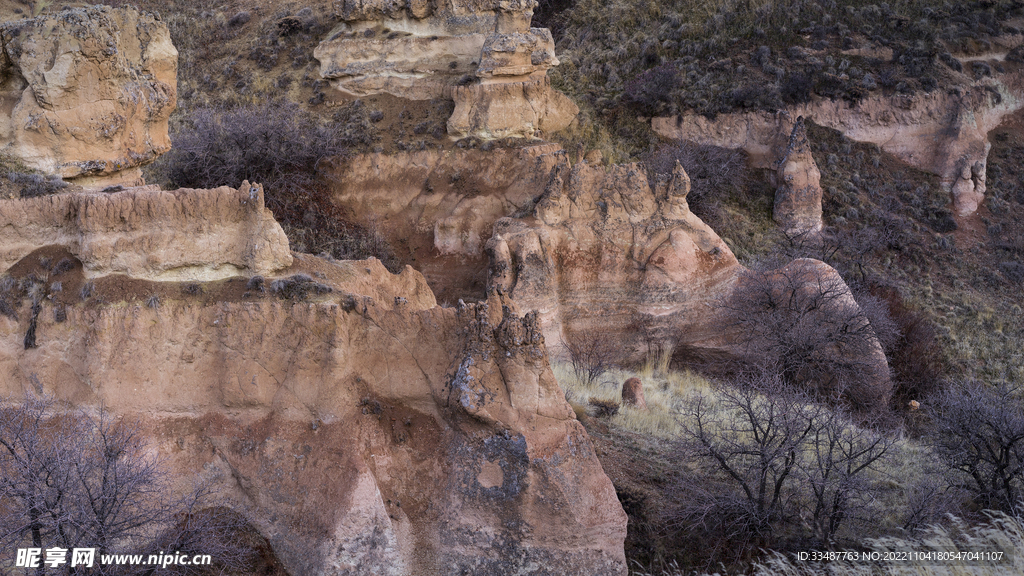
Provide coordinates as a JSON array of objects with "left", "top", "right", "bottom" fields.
[
  {"left": 774, "top": 117, "right": 823, "bottom": 236},
  {"left": 315, "top": 0, "right": 577, "bottom": 138},
  {"left": 0, "top": 186, "right": 629, "bottom": 575},
  {"left": 0, "top": 6, "right": 177, "bottom": 188}
]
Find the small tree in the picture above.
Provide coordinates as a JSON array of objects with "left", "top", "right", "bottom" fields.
[
  {"left": 0, "top": 395, "right": 252, "bottom": 575},
  {"left": 801, "top": 408, "right": 898, "bottom": 544},
  {"left": 719, "top": 260, "right": 892, "bottom": 412},
  {"left": 560, "top": 329, "right": 618, "bottom": 387},
  {"left": 671, "top": 372, "right": 898, "bottom": 566},
  {"left": 928, "top": 381, "right": 1024, "bottom": 516},
  {"left": 672, "top": 373, "right": 822, "bottom": 560}
]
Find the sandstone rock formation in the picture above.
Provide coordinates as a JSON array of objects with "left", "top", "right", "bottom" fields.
[
  {"left": 328, "top": 143, "right": 564, "bottom": 302},
  {"left": 315, "top": 0, "right": 577, "bottom": 138},
  {"left": 0, "top": 190, "right": 628, "bottom": 575},
  {"left": 486, "top": 157, "right": 740, "bottom": 362},
  {"left": 485, "top": 158, "right": 892, "bottom": 410},
  {"left": 653, "top": 70, "right": 1024, "bottom": 217},
  {"left": 0, "top": 6, "right": 177, "bottom": 188},
  {"left": 621, "top": 377, "right": 646, "bottom": 410},
  {"left": 448, "top": 76, "right": 578, "bottom": 139},
  {"left": 0, "top": 183, "right": 291, "bottom": 281},
  {"left": 774, "top": 117, "right": 823, "bottom": 236}
]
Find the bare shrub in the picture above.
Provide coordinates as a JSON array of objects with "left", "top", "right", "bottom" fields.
[
  {"left": 8, "top": 172, "right": 68, "bottom": 199},
  {"left": 588, "top": 398, "right": 620, "bottom": 417},
  {"left": 928, "top": 381, "right": 1024, "bottom": 516},
  {"left": 720, "top": 261, "right": 892, "bottom": 412},
  {"left": 560, "top": 329, "right": 618, "bottom": 387},
  {"left": 863, "top": 285, "right": 945, "bottom": 411},
  {"left": 672, "top": 374, "right": 822, "bottom": 563},
  {"left": 671, "top": 373, "right": 899, "bottom": 567},
  {"left": 643, "top": 141, "right": 750, "bottom": 226},
  {"left": 157, "top": 101, "right": 398, "bottom": 269},
  {"left": 269, "top": 274, "right": 332, "bottom": 300},
  {"left": 0, "top": 395, "right": 251, "bottom": 574}
]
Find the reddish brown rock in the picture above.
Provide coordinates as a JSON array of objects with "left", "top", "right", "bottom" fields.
[
  {"left": 0, "top": 175, "right": 628, "bottom": 575},
  {"left": 621, "top": 378, "right": 647, "bottom": 409}
]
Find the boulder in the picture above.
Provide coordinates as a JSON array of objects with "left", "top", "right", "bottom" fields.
[
  {"left": 621, "top": 377, "right": 647, "bottom": 409},
  {"left": 0, "top": 6, "right": 177, "bottom": 188}
]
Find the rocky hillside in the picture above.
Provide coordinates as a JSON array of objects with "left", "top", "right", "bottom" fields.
[{"left": 2, "top": 0, "right": 1024, "bottom": 573}]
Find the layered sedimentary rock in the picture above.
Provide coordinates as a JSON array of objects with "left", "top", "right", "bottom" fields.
[
  {"left": 485, "top": 158, "right": 892, "bottom": 409},
  {"left": 0, "top": 183, "right": 291, "bottom": 281},
  {"left": 329, "top": 144, "right": 564, "bottom": 301},
  {"left": 0, "top": 6, "right": 177, "bottom": 188},
  {"left": 486, "top": 158, "right": 740, "bottom": 361},
  {"left": 0, "top": 193, "right": 628, "bottom": 575},
  {"left": 315, "top": 0, "right": 577, "bottom": 138},
  {"left": 653, "top": 70, "right": 1024, "bottom": 216},
  {"left": 774, "top": 117, "right": 823, "bottom": 236},
  {"left": 448, "top": 75, "right": 579, "bottom": 139}
]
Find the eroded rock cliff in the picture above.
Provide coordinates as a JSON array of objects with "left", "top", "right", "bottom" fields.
[
  {"left": 329, "top": 143, "right": 564, "bottom": 302},
  {"left": 653, "top": 68, "right": 1024, "bottom": 217},
  {"left": 0, "top": 182, "right": 291, "bottom": 281},
  {"left": 315, "top": 0, "right": 577, "bottom": 138},
  {"left": 485, "top": 158, "right": 892, "bottom": 409},
  {"left": 0, "top": 185, "right": 628, "bottom": 576},
  {"left": 0, "top": 6, "right": 177, "bottom": 188}
]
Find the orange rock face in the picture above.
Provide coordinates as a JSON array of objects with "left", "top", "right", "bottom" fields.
[
  {"left": 0, "top": 185, "right": 628, "bottom": 576},
  {"left": 0, "top": 6, "right": 177, "bottom": 188}
]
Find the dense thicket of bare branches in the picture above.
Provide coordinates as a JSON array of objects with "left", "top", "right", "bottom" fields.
[
  {"left": 671, "top": 373, "right": 898, "bottom": 567},
  {"left": 720, "top": 261, "right": 893, "bottom": 412},
  {"left": 928, "top": 381, "right": 1024, "bottom": 516},
  {"left": 0, "top": 396, "right": 253, "bottom": 575}
]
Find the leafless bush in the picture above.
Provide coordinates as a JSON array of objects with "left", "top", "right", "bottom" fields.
[
  {"left": 560, "top": 329, "right": 619, "bottom": 386},
  {"left": 927, "top": 381, "right": 1024, "bottom": 516},
  {"left": 8, "top": 172, "right": 68, "bottom": 199},
  {"left": 671, "top": 373, "right": 899, "bottom": 567},
  {"left": 588, "top": 398, "right": 620, "bottom": 417},
  {"left": 157, "top": 101, "right": 397, "bottom": 268},
  {"left": 719, "top": 261, "right": 892, "bottom": 412},
  {"left": 644, "top": 141, "right": 750, "bottom": 225},
  {"left": 270, "top": 274, "right": 332, "bottom": 300},
  {"left": 672, "top": 374, "right": 821, "bottom": 562},
  {"left": 0, "top": 395, "right": 251, "bottom": 574}
]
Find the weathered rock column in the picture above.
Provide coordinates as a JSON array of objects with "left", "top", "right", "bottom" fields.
[{"left": 774, "top": 117, "right": 823, "bottom": 236}]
